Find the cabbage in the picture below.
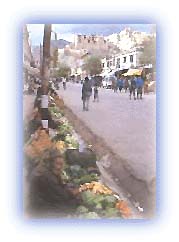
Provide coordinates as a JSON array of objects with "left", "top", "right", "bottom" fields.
[
  {"left": 76, "top": 206, "right": 89, "bottom": 214},
  {"left": 102, "top": 208, "right": 120, "bottom": 218},
  {"left": 83, "top": 212, "right": 100, "bottom": 219}
]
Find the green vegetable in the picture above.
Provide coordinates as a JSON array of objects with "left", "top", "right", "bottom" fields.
[
  {"left": 81, "top": 191, "right": 106, "bottom": 209},
  {"left": 82, "top": 212, "right": 100, "bottom": 219},
  {"left": 65, "top": 135, "right": 79, "bottom": 149},
  {"left": 102, "top": 195, "right": 117, "bottom": 208},
  {"left": 70, "top": 165, "right": 81, "bottom": 172},
  {"left": 95, "top": 203, "right": 103, "bottom": 211},
  {"left": 102, "top": 208, "right": 120, "bottom": 218},
  {"left": 77, "top": 174, "right": 99, "bottom": 184},
  {"left": 81, "top": 190, "right": 97, "bottom": 207},
  {"left": 76, "top": 206, "right": 89, "bottom": 214}
]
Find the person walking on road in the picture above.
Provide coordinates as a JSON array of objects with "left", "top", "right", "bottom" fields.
[
  {"left": 93, "top": 85, "right": 99, "bottom": 102},
  {"left": 124, "top": 77, "right": 129, "bottom": 93},
  {"left": 112, "top": 76, "right": 118, "bottom": 93},
  {"left": 118, "top": 76, "right": 123, "bottom": 93},
  {"left": 136, "top": 75, "right": 144, "bottom": 99},
  {"left": 129, "top": 76, "right": 137, "bottom": 100},
  {"left": 81, "top": 77, "right": 92, "bottom": 111},
  {"left": 62, "top": 77, "right": 67, "bottom": 90}
]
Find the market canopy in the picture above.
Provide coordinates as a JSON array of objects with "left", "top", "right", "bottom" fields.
[{"left": 123, "top": 68, "right": 143, "bottom": 76}]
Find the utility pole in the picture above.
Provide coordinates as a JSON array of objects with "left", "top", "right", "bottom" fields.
[
  {"left": 41, "top": 24, "right": 52, "bottom": 86},
  {"left": 40, "top": 24, "right": 52, "bottom": 130}
]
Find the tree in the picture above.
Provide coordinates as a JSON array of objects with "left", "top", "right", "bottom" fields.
[
  {"left": 52, "top": 32, "right": 58, "bottom": 68},
  {"left": 139, "top": 36, "right": 156, "bottom": 70},
  {"left": 56, "top": 63, "right": 71, "bottom": 78},
  {"left": 52, "top": 48, "right": 58, "bottom": 68},
  {"left": 83, "top": 56, "right": 102, "bottom": 76}
]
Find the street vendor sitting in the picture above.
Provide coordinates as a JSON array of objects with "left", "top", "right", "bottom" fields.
[{"left": 27, "top": 149, "right": 80, "bottom": 217}]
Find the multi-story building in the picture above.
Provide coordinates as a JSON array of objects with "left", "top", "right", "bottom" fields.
[
  {"left": 72, "top": 34, "right": 117, "bottom": 57},
  {"left": 23, "top": 25, "right": 39, "bottom": 82},
  {"left": 101, "top": 48, "right": 143, "bottom": 74},
  {"left": 74, "top": 34, "right": 108, "bottom": 50},
  {"left": 23, "top": 25, "right": 33, "bottom": 68}
]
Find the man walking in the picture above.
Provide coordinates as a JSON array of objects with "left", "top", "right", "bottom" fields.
[
  {"left": 81, "top": 77, "right": 92, "bottom": 111},
  {"left": 62, "top": 77, "right": 67, "bottom": 90},
  {"left": 129, "top": 76, "right": 136, "bottom": 100},
  {"left": 136, "top": 75, "right": 144, "bottom": 99},
  {"left": 118, "top": 76, "right": 123, "bottom": 93}
]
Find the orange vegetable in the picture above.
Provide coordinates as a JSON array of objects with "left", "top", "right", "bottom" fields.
[
  {"left": 24, "top": 130, "right": 53, "bottom": 159},
  {"left": 115, "top": 200, "right": 132, "bottom": 218},
  {"left": 79, "top": 181, "right": 113, "bottom": 195}
]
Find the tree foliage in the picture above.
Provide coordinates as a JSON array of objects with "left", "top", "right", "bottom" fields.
[
  {"left": 83, "top": 56, "right": 102, "bottom": 76},
  {"left": 52, "top": 48, "right": 58, "bottom": 68},
  {"left": 139, "top": 36, "right": 156, "bottom": 69},
  {"left": 56, "top": 63, "right": 71, "bottom": 78}
]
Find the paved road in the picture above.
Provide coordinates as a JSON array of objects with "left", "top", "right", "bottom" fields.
[{"left": 58, "top": 83, "right": 156, "bottom": 213}]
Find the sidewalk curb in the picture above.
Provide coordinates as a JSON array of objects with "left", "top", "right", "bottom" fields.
[{"left": 63, "top": 105, "right": 155, "bottom": 218}]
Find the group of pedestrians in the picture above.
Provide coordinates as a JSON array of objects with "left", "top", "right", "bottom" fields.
[
  {"left": 53, "top": 77, "right": 67, "bottom": 90},
  {"left": 112, "top": 75, "right": 144, "bottom": 100},
  {"left": 81, "top": 74, "right": 144, "bottom": 111},
  {"left": 129, "top": 76, "right": 144, "bottom": 100}
]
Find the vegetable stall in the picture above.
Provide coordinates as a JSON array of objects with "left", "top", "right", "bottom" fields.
[{"left": 24, "top": 91, "right": 133, "bottom": 219}]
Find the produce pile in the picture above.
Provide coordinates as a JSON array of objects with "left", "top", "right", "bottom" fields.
[
  {"left": 48, "top": 105, "right": 132, "bottom": 219},
  {"left": 25, "top": 93, "right": 132, "bottom": 219},
  {"left": 24, "top": 129, "right": 54, "bottom": 159},
  {"left": 49, "top": 106, "right": 79, "bottom": 150}
]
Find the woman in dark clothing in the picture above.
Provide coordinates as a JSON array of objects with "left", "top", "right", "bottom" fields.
[
  {"left": 81, "top": 77, "right": 92, "bottom": 111},
  {"left": 27, "top": 150, "right": 80, "bottom": 217}
]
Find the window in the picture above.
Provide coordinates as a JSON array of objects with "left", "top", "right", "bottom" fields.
[
  {"left": 110, "top": 61, "right": 113, "bottom": 67},
  {"left": 88, "top": 39, "right": 90, "bottom": 43},
  {"left": 117, "top": 58, "right": 120, "bottom": 68},
  {"left": 107, "top": 61, "right": 110, "bottom": 67},
  {"left": 130, "top": 55, "right": 133, "bottom": 63},
  {"left": 113, "top": 58, "right": 115, "bottom": 66},
  {"left": 123, "top": 57, "right": 126, "bottom": 63},
  {"left": 102, "top": 63, "right": 105, "bottom": 68}
]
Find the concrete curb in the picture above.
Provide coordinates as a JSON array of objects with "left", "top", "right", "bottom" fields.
[{"left": 63, "top": 105, "right": 155, "bottom": 218}]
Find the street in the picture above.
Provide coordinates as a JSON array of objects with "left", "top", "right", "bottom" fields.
[{"left": 58, "top": 83, "right": 156, "bottom": 215}]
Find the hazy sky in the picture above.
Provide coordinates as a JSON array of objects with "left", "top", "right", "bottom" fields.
[{"left": 27, "top": 24, "right": 154, "bottom": 46}]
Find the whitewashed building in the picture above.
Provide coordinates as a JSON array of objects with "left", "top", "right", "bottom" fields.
[{"left": 101, "top": 48, "right": 143, "bottom": 75}]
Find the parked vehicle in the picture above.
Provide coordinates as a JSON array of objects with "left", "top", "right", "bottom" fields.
[{"left": 103, "top": 76, "right": 115, "bottom": 89}]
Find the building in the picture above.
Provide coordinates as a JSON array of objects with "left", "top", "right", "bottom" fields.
[
  {"left": 23, "top": 25, "right": 39, "bottom": 82},
  {"left": 74, "top": 34, "right": 108, "bottom": 50},
  {"left": 57, "top": 45, "right": 89, "bottom": 80},
  {"left": 107, "top": 27, "right": 152, "bottom": 52},
  {"left": 72, "top": 34, "right": 117, "bottom": 57},
  {"left": 101, "top": 48, "right": 143, "bottom": 74},
  {"left": 23, "top": 25, "right": 33, "bottom": 69}
]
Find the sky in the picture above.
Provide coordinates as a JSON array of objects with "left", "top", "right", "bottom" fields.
[{"left": 27, "top": 24, "right": 155, "bottom": 46}]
